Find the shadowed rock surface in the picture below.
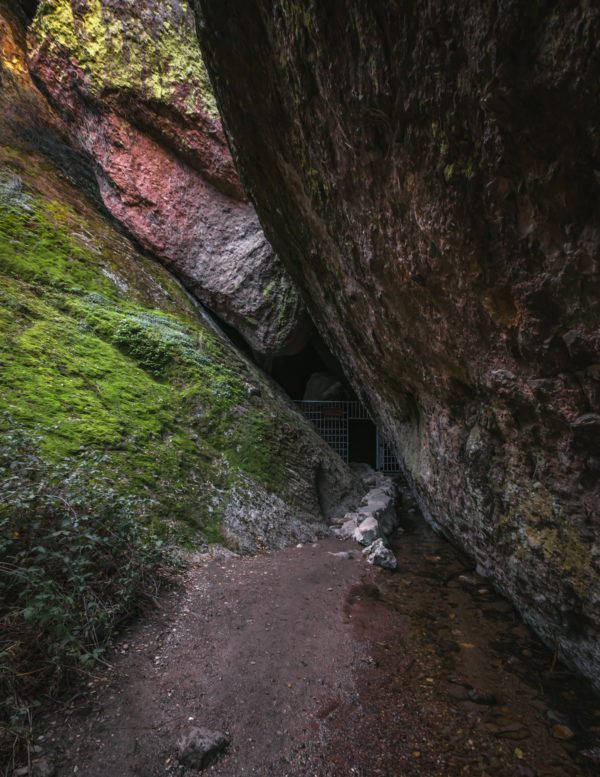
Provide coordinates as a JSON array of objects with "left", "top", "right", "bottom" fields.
[
  {"left": 192, "top": 0, "right": 600, "bottom": 686},
  {"left": 27, "top": 0, "right": 310, "bottom": 356}
]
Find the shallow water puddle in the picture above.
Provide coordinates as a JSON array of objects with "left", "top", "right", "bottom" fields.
[{"left": 319, "top": 508, "right": 600, "bottom": 777}]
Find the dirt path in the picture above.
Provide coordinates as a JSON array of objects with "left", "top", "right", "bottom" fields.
[
  {"left": 32, "top": 519, "right": 600, "bottom": 777},
  {"left": 37, "top": 537, "right": 370, "bottom": 777}
]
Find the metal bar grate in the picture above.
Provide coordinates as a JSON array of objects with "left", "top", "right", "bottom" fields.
[
  {"left": 295, "top": 401, "right": 400, "bottom": 471},
  {"left": 376, "top": 428, "right": 401, "bottom": 472},
  {"left": 295, "top": 401, "right": 349, "bottom": 462}
]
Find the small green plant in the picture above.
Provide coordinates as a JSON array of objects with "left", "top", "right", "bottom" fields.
[{"left": 0, "top": 417, "right": 170, "bottom": 773}]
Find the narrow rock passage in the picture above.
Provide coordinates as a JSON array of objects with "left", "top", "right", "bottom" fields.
[{"left": 35, "top": 521, "right": 599, "bottom": 777}]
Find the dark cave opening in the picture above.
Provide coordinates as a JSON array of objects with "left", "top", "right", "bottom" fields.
[
  {"left": 204, "top": 306, "right": 398, "bottom": 470},
  {"left": 216, "top": 311, "right": 355, "bottom": 404},
  {"left": 270, "top": 340, "right": 357, "bottom": 401},
  {"left": 349, "top": 419, "right": 377, "bottom": 469},
  {"left": 270, "top": 342, "right": 327, "bottom": 400}
]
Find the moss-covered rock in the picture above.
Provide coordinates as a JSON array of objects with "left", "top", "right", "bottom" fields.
[
  {"left": 0, "top": 143, "right": 358, "bottom": 549},
  {"left": 26, "top": 0, "right": 311, "bottom": 356}
]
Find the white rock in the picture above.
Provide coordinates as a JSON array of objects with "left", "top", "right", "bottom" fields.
[
  {"left": 360, "top": 484, "right": 398, "bottom": 536},
  {"left": 353, "top": 515, "right": 380, "bottom": 545},
  {"left": 178, "top": 727, "right": 230, "bottom": 769},
  {"left": 363, "top": 538, "right": 397, "bottom": 569},
  {"left": 332, "top": 512, "right": 360, "bottom": 539}
]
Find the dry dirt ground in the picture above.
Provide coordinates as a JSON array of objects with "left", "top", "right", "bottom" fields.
[{"left": 28, "top": 514, "right": 600, "bottom": 777}]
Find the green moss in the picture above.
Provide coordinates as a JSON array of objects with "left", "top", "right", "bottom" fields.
[
  {"left": 227, "top": 410, "right": 287, "bottom": 494},
  {"left": 0, "top": 160, "right": 292, "bottom": 544},
  {"left": 31, "top": 0, "right": 219, "bottom": 119},
  {"left": 432, "top": 119, "right": 481, "bottom": 184},
  {"left": 281, "top": 0, "right": 314, "bottom": 38},
  {"left": 443, "top": 163, "right": 454, "bottom": 182}
]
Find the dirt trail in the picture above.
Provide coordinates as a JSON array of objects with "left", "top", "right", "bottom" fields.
[
  {"left": 32, "top": 519, "right": 600, "bottom": 777},
  {"left": 36, "top": 537, "right": 369, "bottom": 776}
]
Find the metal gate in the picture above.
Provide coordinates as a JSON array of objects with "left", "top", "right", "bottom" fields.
[{"left": 295, "top": 400, "right": 400, "bottom": 472}]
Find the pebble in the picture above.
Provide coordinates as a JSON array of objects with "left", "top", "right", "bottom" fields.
[
  {"left": 580, "top": 746, "right": 600, "bottom": 764},
  {"left": 447, "top": 683, "right": 469, "bottom": 701},
  {"left": 496, "top": 727, "right": 531, "bottom": 740},
  {"left": 13, "top": 758, "right": 56, "bottom": 777},
  {"left": 467, "top": 687, "right": 498, "bottom": 705}
]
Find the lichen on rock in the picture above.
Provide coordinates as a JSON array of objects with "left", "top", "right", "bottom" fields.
[{"left": 26, "top": 0, "right": 311, "bottom": 356}]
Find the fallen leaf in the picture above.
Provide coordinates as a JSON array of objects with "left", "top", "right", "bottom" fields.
[
  {"left": 460, "top": 642, "right": 475, "bottom": 649},
  {"left": 552, "top": 724, "right": 574, "bottom": 740}
]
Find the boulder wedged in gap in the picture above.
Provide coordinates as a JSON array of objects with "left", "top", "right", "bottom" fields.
[{"left": 27, "top": 0, "right": 310, "bottom": 356}]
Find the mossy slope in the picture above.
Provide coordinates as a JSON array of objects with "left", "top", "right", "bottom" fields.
[{"left": 0, "top": 145, "right": 344, "bottom": 548}]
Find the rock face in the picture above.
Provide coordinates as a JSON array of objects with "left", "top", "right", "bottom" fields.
[
  {"left": 192, "top": 1, "right": 600, "bottom": 686},
  {"left": 0, "top": 0, "right": 361, "bottom": 555},
  {"left": 27, "top": 0, "right": 310, "bottom": 356}
]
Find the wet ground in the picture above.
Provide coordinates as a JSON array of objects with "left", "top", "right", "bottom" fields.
[
  {"left": 320, "top": 510, "right": 600, "bottom": 776},
  {"left": 27, "top": 496, "right": 600, "bottom": 777}
]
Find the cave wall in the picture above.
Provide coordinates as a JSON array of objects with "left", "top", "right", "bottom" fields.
[{"left": 192, "top": 0, "right": 600, "bottom": 685}]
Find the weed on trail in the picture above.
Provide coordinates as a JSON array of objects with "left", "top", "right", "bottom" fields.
[{"left": 0, "top": 419, "right": 171, "bottom": 775}]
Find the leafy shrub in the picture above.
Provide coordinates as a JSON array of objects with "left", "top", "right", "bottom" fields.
[{"left": 0, "top": 417, "right": 170, "bottom": 772}]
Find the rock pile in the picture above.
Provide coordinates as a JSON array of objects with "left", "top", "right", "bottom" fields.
[{"left": 332, "top": 465, "right": 400, "bottom": 569}]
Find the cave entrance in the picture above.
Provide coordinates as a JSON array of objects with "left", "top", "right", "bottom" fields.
[
  {"left": 295, "top": 401, "right": 400, "bottom": 472},
  {"left": 349, "top": 420, "right": 376, "bottom": 469},
  {"left": 240, "top": 327, "right": 399, "bottom": 471}
]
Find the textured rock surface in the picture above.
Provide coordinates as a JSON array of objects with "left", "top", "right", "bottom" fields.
[
  {"left": 193, "top": 1, "right": 600, "bottom": 685},
  {"left": 177, "top": 727, "right": 230, "bottom": 769},
  {"left": 0, "top": 0, "right": 361, "bottom": 554},
  {"left": 353, "top": 515, "right": 380, "bottom": 547},
  {"left": 362, "top": 538, "right": 397, "bottom": 571},
  {"left": 27, "top": 0, "right": 309, "bottom": 356}
]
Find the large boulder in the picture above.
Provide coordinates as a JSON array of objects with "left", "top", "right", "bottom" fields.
[
  {"left": 27, "top": 0, "right": 310, "bottom": 356},
  {"left": 192, "top": 1, "right": 600, "bottom": 687}
]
